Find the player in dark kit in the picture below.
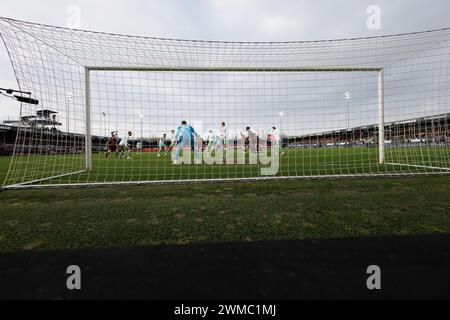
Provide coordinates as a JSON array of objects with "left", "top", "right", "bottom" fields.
[{"left": 105, "top": 133, "right": 119, "bottom": 159}]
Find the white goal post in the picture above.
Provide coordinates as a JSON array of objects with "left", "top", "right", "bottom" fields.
[
  {"left": 83, "top": 66, "right": 386, "bottom": 171},
  {"left": 1, "top": 17, "right": 450, "bottom": 189}
]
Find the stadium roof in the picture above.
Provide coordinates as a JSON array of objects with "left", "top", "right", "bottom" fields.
[
  {"left": 294, "top": 113, "right": 450, "bottom": 139},
  {"left": 36, "top": 110, "right": 58, "bottom": 118}
]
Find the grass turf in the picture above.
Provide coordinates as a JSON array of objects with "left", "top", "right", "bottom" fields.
[
  {"left": 0, "top": 157, "right": 449, "bottom": 252},
  {"left": 2, "top": 146, "right": 450, "bottom": 186}
]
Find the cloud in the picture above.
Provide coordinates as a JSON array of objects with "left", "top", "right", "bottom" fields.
[
  {"left": 262, "top": 15, "right": 300, "bottom": 37},
  {"left": 2, "top": 0, "right": 450, "bottom": 124}
]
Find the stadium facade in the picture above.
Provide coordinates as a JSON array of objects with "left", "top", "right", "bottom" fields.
[{"left": 1, "top": 112, "right": 449, "bottom": 156}]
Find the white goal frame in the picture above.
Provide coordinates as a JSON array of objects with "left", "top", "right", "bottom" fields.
[
  {"left": 84, "top": 66, "right": 386, "bottom": 172},
  {"left": 6, "top": 66, "right": 450, "bottom": 190}
]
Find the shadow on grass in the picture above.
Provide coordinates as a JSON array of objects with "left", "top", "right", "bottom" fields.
[{"left": 0, "top": 234, "right": 449, "bottom": 300}]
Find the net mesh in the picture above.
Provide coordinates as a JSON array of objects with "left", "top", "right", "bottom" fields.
[{"left": 1, "top": 17, "right": 449, "bottom": 188}]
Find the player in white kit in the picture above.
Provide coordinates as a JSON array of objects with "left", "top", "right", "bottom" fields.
[
  {"left": 271, "top": 127, "right": 285, "bottom": 157},
  {"left": 218, "top": 122, "right": 228, "bottom": 158},
  {"left": 207, "top": 130, "right": 220, "bottom": 154},
  {"left": 119, "top": 131, "right": 132, "bottom": 160}
]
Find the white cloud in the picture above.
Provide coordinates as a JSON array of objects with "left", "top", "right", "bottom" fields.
[
  {"left": 2, "top": 0, "right": 450, "bottom": 124},
  {"left": 262, "top": 15, "right": 300, "bottom": 36}
]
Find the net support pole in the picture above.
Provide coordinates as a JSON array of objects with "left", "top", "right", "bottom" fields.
[
  {"left": 378, "top": 68, "right": 385, "bottom": 165},
  {"left": 85, "top": 67, "right": 92, "bottom": 170}
]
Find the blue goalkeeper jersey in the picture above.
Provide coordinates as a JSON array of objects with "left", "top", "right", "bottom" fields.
[{"left": 176, "top": 125, "right": 196, "bottom": 144}]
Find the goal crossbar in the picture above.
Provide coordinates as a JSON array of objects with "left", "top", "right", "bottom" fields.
[{"left": 86, "top": 66, "right": 384, "bottom": 72}]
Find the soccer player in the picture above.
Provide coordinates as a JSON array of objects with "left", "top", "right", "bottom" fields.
[
  {"left": 157, "top": 134, "right": 168, "bottom": 157},
  {"left": 189, "top": 123, "right": 203, "bottom": 164},
  {"left": 105, "top": 132, "right": 119, "bottom": 159},
  {"left": 207, "top": 129, "right": 220, "bottom": 154},
  {"left": 119, "top": 131, "right": 132, "bottom": 160},
  {"left": 271, "top": 127, "right": 285, "bottom": 156},
  {"left": 136, "top": 141, "right": 143, "bottom": 154},
  {"left": 173, "top": 121, "right": 200, "bottom": 164},
  {"left": 242, "top": 127, "right": 258, "bottom": 156},
  {"left": 218, "top": 122, "right": 228, "bottom": 157},
  {"left": 169, "top": 129, "right": 177, "bottom": 149}
]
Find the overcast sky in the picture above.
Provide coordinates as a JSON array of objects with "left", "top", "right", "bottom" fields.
[{"left": 1, "top": 0, "right": 450, "bottom": 136}]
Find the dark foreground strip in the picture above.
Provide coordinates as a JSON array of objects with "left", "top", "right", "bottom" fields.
[{"left": 0, "top": 235, "right": 449, "bottom": 300}]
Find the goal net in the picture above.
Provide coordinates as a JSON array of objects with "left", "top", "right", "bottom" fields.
[{"left": 1, "top": 17, "right": 449, "bottom": 189}]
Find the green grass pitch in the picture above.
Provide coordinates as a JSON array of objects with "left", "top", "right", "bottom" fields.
[
  {"left": 0, "top": 148, "right": 449, "bottom": 253},
  {"left": 3, "top": 146, "right": 450, "bottom": 186}
]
